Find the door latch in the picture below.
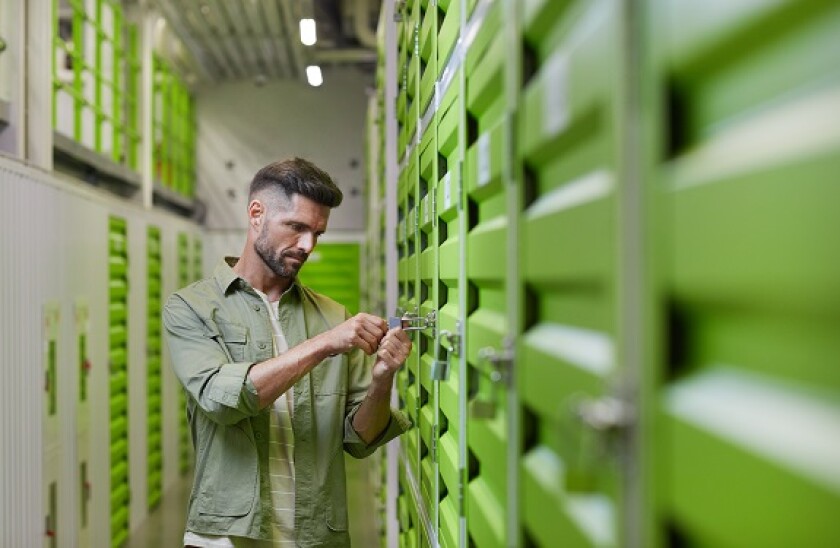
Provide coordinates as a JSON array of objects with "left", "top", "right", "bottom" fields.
[
  {"left": 431, "top": 321, "right": 462, "bottom": 381},
  {"left": 389, "top": 309, "right": 436, "bottom": 331},
  {"left": 469, "top": 340, "right": 514, "bottom": 419}
]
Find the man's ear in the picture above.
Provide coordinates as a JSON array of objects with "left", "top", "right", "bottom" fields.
[{"left": 247, "top": 199, "right": 264, "bottom": 229}]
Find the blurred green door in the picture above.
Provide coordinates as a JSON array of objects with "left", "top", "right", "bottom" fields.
[{"left": 647, "top": 0, "right": 840, "bottom": 545}]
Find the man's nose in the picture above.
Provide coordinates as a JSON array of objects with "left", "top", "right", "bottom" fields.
[{"left": 297, "top": 232, "right": 316, "bottom": 253}]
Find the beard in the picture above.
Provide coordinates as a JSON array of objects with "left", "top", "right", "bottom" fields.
[{"left": 254, "top": 226, "right": 308, "bottom": 279}]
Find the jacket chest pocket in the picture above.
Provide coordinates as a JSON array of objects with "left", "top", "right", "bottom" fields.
[{"left": 216, "top": 320, "right": 248, "bottom": 362}]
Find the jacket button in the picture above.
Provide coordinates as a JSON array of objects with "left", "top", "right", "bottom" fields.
[
  {"left": 258, "top": 342, "right": 266, "bottom": 349},
  {"left": 255, "top": 431, "right": 263, "bottom": 440},
  {"left": 253, "top": 304, "right": 261, "bottom": 311}
]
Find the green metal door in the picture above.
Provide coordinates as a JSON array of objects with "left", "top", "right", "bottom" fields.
[
  {"left": 108, "top": 215, "right": 130, "bottom": 547},
  {"left": 463, "top": 2, "right": 510, "bottom": 546},
  {"left": 517, "top": 1, "right": 627, "bottom": 546},
  {"left": 647, "top": 0, "right": 840, "bottom": 545},
  {"left": 435, "top": 69, "right": 465, "bottom": 548},
  {"left": 417, "top": 111, "right": 440, "bottom": 547}
]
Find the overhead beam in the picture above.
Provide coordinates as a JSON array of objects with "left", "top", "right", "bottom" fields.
[{"left": 154, "top": 0, "right": 218, "bottom": 82}]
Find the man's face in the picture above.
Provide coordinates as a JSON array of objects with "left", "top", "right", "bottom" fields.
[{"left": 254, "top": 193, "right": 330, "bottom": 279}]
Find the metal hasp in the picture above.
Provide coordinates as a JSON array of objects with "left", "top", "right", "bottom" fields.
[
  {"left": 575, "top": 395, "right": 634, "bottom": 432},
  {"left": 388, "top": 309, "right": 436, "bottom": 331},
  {"left": 563, "top": 394, "right": 635, "bottom": 478},
  {"left": 393, "top": 0, "right": 406, "bottom": 21},
  {"left": 469, "top": 338, "right": 514, "bottom": 419},
  {"left": 431, "top": 321, "right": 462, "bottom": 381}
]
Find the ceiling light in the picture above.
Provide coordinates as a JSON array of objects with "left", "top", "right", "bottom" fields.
[
  {"left": 300, "top": 18, "right": 317, "bottom": 46},
  {"left": 306, "top": 65, "right": 323, "bottom": 87}
]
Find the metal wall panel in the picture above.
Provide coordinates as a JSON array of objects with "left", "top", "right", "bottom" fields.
[{"left": 0, "top": 156, "right": 201, "bottom": 546}]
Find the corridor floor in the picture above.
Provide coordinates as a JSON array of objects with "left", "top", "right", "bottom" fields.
[{"left": 125, "top": 455, "right": 380, "bottom": 547}]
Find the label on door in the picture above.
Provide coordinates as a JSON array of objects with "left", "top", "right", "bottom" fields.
[
  {"left": 544, "top": 50, "right": 570, "bottom": 137},
  {"left": 477, "top": 133, "right": 491, "bottom": 187},
  {"left": 443, "top": 172, "right": 452, "bottom": 209}
]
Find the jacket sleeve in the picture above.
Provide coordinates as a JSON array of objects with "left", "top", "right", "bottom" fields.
[
  {"left": 163, "top": 293, "right": 261, "bottom": 425},
  {"left": 341, "top": 312, "right": 411, "bottom": 459}
]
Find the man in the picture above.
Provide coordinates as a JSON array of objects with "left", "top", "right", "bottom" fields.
[{"left": 163, "top": 157, "right": 411, "bottom": 547}]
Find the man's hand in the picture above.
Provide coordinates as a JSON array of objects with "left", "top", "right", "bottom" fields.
[
  {"left": 326, "top": 313, "right": 388, "bottom": 355},
  {"left": 372, "top": 328, "right": 412, "bottom": 382}
]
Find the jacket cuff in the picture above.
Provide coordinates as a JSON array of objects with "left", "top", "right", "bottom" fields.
[
  {"left": 343, "top": 405, "right": 412, "bottom": 458},
  {"left": 206, "top": 361, "right": 260, "bottom": 414}
]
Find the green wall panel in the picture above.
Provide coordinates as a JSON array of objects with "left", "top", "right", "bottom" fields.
[
  {"left": 147, "top": 226, "right": 163, "bottom": 510},
  {"left": 108, "top": 215, "right": 130, "bottom": 548},
  {"left": 298, "top": 243, "right": 362, "bottom": 314},
  {"left": 176, "top": 233, "right": 192, "bottom": 474}
]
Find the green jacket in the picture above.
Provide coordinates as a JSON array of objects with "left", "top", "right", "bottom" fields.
[{"left": 163, "top": 259, "right": 410, "bottom": 546}]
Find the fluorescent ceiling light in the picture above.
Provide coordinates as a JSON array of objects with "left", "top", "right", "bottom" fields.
[
  {"left": 306, "top": 65, "right": 323, "bottom": 87},
  {"left": 300, "top": 18, "right": 317, "bottom": 46}
]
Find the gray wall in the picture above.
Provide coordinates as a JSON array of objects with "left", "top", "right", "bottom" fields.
[{"left": 195, "top": 66, "right": 372, "bottom": 238}]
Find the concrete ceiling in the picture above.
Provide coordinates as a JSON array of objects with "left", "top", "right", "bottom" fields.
[{"left": 152, "top": 0, "right": 381, "bottom": 86}]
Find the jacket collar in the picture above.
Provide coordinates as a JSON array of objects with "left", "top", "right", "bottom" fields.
[{"left": 214, "top": 257, "right": 301, "bottom": 297}]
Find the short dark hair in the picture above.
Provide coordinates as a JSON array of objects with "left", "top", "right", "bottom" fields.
[{"left": 249, "top": 157, "right": 343, "bottom": 208}]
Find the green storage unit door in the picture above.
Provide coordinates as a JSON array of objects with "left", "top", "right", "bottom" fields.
[
  {"left": 397, "top": 4, "right": 412, "bottom": 160},
  {"left": 435, "top": 71, "right": 464, "bottom": 548},
  {"left": 418, "top": 0, "right": 437, "bottom": 114},
  {"left": 298, "top": 242, "right": 361, "bottom": 314},
  {"left": 394, "top": 155, "right": 414, "bottom": 548},
  {"left": 649, "top": 0, "right": 840, "bottom": 545},
  {"left": 399, "top": 152, "right": 423, "bottom": 548},
  {"left": 463, "top": 2, "right": 510, "bottom": 546},
  {"left": 437, "top": 0, "right": 459, "bottom": 75},
  {"left": 147, "top": 226, "right": 163, "bottom": 510},
  {"left": 417, "top": 119, "right": 440, "bottom": 546},
  {"left": 517, "top": 1, "right": 626, "bottom": 546},
  {"left": 176, "top": 232, "right": 192, "bottom": 474},
  {"left": 108, "top": 215, "right": 130, "bottom": 548}
]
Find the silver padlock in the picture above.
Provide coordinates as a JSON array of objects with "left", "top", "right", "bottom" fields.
[
  {"left": 469, "top": 398, "right": 496, "bottom": 419},
  {"left": 431, "top": 359, "right": 450, "bottom": 381}
]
